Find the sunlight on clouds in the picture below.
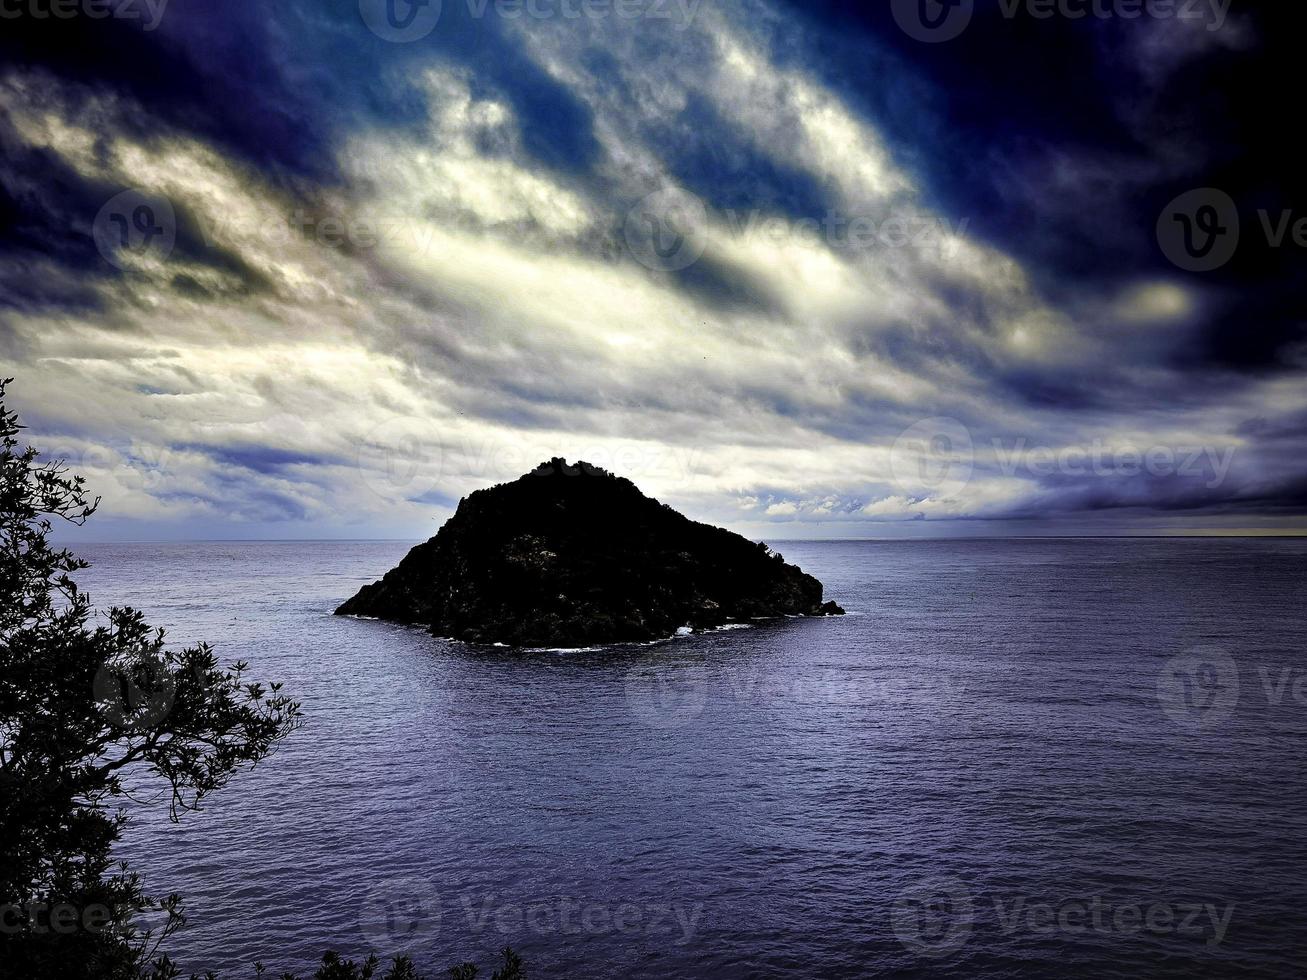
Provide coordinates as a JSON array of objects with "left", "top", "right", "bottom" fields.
[
  {"left": 708, "top": 23, "right": 909, "bottom": 205},
  {"left": 0, "top": 54, "right": 1093, "bottom": 534},
  {"left": 3, "top": 6, "right": 1288, "bottom": 538},
  {"left": 7, "top": 80, "right": 365, "bottom": 310},
  {"left": 1113, "top": 281, "right": 1194, "bottom": 324},
  {"left": 346, "top": 70, "right": 593, "bottom": 236}
]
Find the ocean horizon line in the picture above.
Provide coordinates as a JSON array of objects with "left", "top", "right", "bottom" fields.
[{"left": 65, "top": 533, "right": 1307, "bottom": 545}]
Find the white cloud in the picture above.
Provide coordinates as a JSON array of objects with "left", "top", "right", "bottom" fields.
[{"left": 2, "top": 12, "right": 1295, "bottom": 539}]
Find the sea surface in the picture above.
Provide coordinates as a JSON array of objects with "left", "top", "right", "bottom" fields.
[{"left": 76, "top": 538, "right": 1307, "bottom": 978}]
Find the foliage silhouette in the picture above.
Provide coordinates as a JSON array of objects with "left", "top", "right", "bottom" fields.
[
  {"left": 257, "top": 947, "right": 524, "bottom": 980},
  {"left": 0, "top": 379, "right": 523, "bottom": 979},
  {"left": 0, "top": 376, "right": 302, "bottom": 976}
]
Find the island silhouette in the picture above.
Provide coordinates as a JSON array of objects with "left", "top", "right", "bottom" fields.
[{"left": 337, "top": 458, "right": 844, "bottom": 647}]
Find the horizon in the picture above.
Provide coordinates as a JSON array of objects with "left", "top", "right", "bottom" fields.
[{"left": 61, "top": 530, "right": 1307, "bottom": 544}]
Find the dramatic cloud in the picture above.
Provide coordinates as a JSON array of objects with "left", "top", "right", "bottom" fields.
[{"left": 1, "top": 0, "right": 1304, "bottom": 538}]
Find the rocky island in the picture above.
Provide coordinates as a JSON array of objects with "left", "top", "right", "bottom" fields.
[{"left": 336, "top": 458, "right": 844, "bottom": 647}]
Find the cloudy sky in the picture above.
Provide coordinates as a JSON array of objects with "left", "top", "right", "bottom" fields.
[{"left": 1, "top": 0, "right": 1304, "bottom": 540}]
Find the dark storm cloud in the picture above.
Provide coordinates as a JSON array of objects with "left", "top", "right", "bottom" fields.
[
  {"left": 0, "top": 0, "right": 603, "bottom": 312},
  {"left": 185, "top": 445, "right": 340, "bottom": 476},
  {"left": 0, "top": 99, "right": 269, "bottom": 312},
  {"left": 660, "top": 250, "right": 789, "bottom": 317},
  {"left": 654, "top": 92, "right": 832, "bottom": 219},
  {"left": 1, "top": 0, "right": 1305, "bottom": 533},
  {"left": 0, "top": 5, "right": 334, "bottom": 178},
  {"left": 775, "top": 0, "right": 1307, "bottom": 376}
]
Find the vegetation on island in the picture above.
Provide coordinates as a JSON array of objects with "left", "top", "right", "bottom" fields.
[{"left": 338, "top": 456, "right": 843, "bottom": 647}]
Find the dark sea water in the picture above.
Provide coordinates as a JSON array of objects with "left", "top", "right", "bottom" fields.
[{"left": 77, "top": 538, "right": 1307, "bottom": 978}]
